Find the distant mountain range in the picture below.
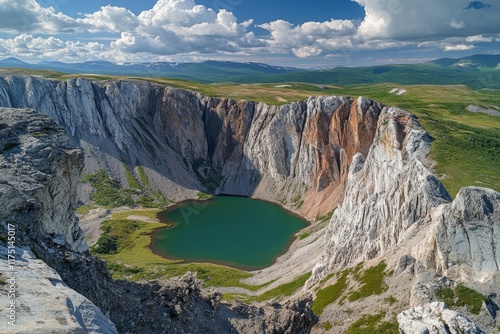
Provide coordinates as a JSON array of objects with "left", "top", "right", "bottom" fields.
[{"left": 1, "top": 54, "right": 499, "bottom": 89}]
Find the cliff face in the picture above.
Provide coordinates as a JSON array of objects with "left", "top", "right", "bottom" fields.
[
  {"left": 0, "top": 108, "right": 115, "bottom": 333},
  {"left": 310, "top": 106, "right": 500, "bottom": 284},
  {"left": 0, "top": 108, "right": 87, "bottom": 252},
  {"left": 0, "top": 107, "right": 317, "bottom": 334},
  {"left": 0, "top": 76, "right": 382, "bottom": 217}
]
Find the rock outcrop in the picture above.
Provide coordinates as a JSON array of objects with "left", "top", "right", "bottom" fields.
[
  {"left": 0, "top": 108, "right": 87, "bottom": 253},
  {"left": 0, "top": 107, "right": 317, "bottom": 333},
  {"left": 0, "top": 246, "right": 117, "bottom": 334},
  {"left": 310, "top": 106, "right": 500, "bottom": 284},
  {"left": 397, "top": 302, "right": 485, "bottom": 334},
  {"left": 0, "top": 76, "right": 383, "bottom": 218}
]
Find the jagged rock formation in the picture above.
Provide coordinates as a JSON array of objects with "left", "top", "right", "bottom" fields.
[
  {"left": 397, "top": 302, "right": 485, "bottom": 334},
  {"left": 0, "top": 108, "right": 87, "bottom": 253},
  {"left": 0, "top": 107, "right": 316, "bottom": 333},
  {"left": 310, "top": 107, "right": 500, "bottom": 283},
  {"left": 306, "top": 105, "right": 499, "bottom": 332},
  {"left": 0, "top": 76, "right": 383, "bottom": 218}
]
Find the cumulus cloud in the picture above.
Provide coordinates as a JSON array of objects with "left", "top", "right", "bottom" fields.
[
  {"left": 0, "top": 0, "right": 499, "bottom": 62},
  {"left": 465, "top": 34, "right": 493, "bottom": 43},
  {"left": 111, "top": 0, "right": 260, "bottom": 55},
  {"left": 79, "top": 6, "right": 139, "bottom": 33},
  {"left": 257, "top": 19, "right": 356, "bottom": 56},
  {"left": 0, "top": 0, "right": 79, "bottom": 34},
  {"left": 354, "top": 0, "right": 500, "bottom": 40}
]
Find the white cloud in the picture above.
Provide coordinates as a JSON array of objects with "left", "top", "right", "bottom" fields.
[
  {"left": 0, "top": 34, "right": 110, "bottom": 62},
  {"left": 111, "top": 0, "right": 259, "bottom": 55},
  {"left": 354, "top": 0, "right": 500, "bottom": 40},
  {"left": 0, "top": 0, "right": 79, "bottom": 34},
  {"left": 450, "top": 20, "right": 466, "bottom": 29},
  {"left": 0, "top": 0, "right": 499, "bottom": 63},
  {"left": 465, "top": 34, "right": 493, "bottom": 43},
  {"left": 79, "top": 6, "right": 139, "bottom": 33},
  {"left": 444, "top": 44, "right": 475, "bottom": 51},
  {"left": 293, "top": 46, "right": 323, "bottom": 58}
]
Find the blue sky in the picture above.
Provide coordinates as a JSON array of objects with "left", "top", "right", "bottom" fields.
[{"left": 0, "top": 0, "right": 499, "bottom": 67}]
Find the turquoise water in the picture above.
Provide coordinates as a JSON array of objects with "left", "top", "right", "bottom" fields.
[{"left": 150, "top": 196, "right": 308, "bottom": 270}]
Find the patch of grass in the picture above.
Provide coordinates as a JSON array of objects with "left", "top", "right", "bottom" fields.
[
  {"left": 435, "top": 284, "right": 487, "bottom": 315},
  {"left": 0, "top": 273, "right": 6, "bottom": 285},
  {"left": 122, "top": 162, "right": 141, "bottom": 190},
  {"left": 383, "top": 295, "right": 398, "bottom": 305},
  {"left": 313, "top": 270, "right": 349, "bottom": 315},
  {"left": 348, "top": 262, "right": 388, "bottom": 302},
  {"left": 80, "top": 169, "right": 133, "bottom": 208},
  {"left": 248, "top": 272, "right": 312, "bottom": 302},
  {"left": 319, "top": 322, "right": 333, "bottom": 331},
  {"left": 436, "top": 287, "right": 455, "bottom": 306},
  {"left": 345, "top": 312, "right": 399, "bottom": 334},
  {"left": 196, "top": 191, "right": 213, "bottom": 200},
  {"left": 136, "top": 165, "right": 151, "bottom": 188},
  {"left": 299, "top": 232, "right": 310, "bottom": 240},
  {"left": 107, "top": 262, "right": 143, "bottom": 277},
  {"left": 76, "top": 204, "right": 96, "bottom": 215},
  {"left": 315, "top": 209, "right": 335, "bottom": 222},
  {"left": 111, "top": 209, "right": 160, "bottom": 221}
]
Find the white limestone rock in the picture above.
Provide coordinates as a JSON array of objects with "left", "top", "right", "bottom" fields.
[
  {"left": 0, "top": 246, "right": 117, "bottom": 334},
  {"left": 397, "top": 302, "right": 485, "bottom": 334}
]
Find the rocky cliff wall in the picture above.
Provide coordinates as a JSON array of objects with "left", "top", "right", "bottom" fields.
[
  {"left": 0, "top": 107, "right": 317, "bottom": 333},
  {"left": 0, "top": 76, "right": 382, "bottom": 218},
  {"left": 310, "top": 106, "right": 500, "bottom": 284}
]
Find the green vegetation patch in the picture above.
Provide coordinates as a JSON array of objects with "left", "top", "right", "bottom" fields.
[
  {"left": 319, "top": 322, "right": 333, "bottom": 331},
  {"left": 436, "top": 284, "right": 487, "bottom": 315},
  {"left": 122, "top": 162, "right": 141, "bottom": 190},
  {"left": 313, "top": 270, "right": 350, "bottom": 315},
  {"left": 315, "top": 209, "right": 335, "bottom": 222},
  {"left": 345, "top": 312, "right": 399, "bottom": 334},
  {"left": 80, "top": 169, "right": 133, "bottom": 208},
  {"left": 348, "top": 262, "right": 388, "bottom": 302},
  {"left": 196, "top": 191, "right": 213, "bottom": 200},
  {"left": 136, "top": 165, "right": 151, "bottom": 188},
  {"left": 251, "top": 272, "right": 312, "bottom": 302}
]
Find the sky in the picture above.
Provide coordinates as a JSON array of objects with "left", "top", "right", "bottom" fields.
[{"left": 0, "top": 0, "right": 499, "bottom": 68}]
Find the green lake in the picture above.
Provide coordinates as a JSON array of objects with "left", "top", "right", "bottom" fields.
[{"left": 150, "top": 196, "right": 308, "bottom": 270}]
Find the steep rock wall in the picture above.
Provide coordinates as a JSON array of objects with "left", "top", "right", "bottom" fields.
[
  {"left": 0, "top": 107, "right": 317, "bottom": 334},
  {"left": 0, "top": 76, "right": 383, "bottom": 218},
  {"left": 310, "top": 106, "right": 500, "bottom": 284}
]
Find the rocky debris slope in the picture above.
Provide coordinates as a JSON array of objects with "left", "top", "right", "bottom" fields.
[
  {"left": 397, "top": 302, "right": 485, "bottom": 334},
  {"left": 0, "top": 107, "right": 317, "bottom": 333},
  {"left": 0, "top": 76, "right": 383, "bottom": 218}
]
